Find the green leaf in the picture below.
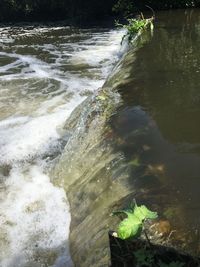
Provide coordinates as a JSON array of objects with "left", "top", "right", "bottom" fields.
[
  {"left": 113, "top": 202, "right": 158, "bottom": 240},
  {"left": 118, "top": 17, "right": 154, "bottom": 44},
  {"left": 117, "top": 214, "right": 142, "bottom": 239},
  {"left": 134, "top": 205, "right": 158, "bottom": 220}
]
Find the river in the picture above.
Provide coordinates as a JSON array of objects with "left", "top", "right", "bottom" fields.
[
  {"left": 109, "top": 8, "right": 200, "bottom": 255},
  {"left": 0, "top": 25, "right": 124, "bottom": 267},
  {"left": 1, "top": 8, "right": 200, "bottom": 267}
]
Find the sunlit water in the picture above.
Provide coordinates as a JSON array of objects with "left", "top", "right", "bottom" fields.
[{"left": 0, "top": 25, "right": 124, "bottom": 267}]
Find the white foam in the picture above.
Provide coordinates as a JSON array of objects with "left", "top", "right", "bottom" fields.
[
  {"left": 69, "top": 30, "right": 125, "bottom": 77},
  {"left": 0, "top": 25, "right": 124, "bottom": 267},
  {"left": 0, "top": 52, "right": 52, "bottom": 80},
  {"left": 0, "top": 94, "right": 85, "bottom": 164},
  {"left": 0, "top": 165, "right": 72, "bottom": 267}
]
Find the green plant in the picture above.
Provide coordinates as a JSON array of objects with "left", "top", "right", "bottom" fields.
[
  {"left": 134, "top": 249, "right": 185, "bottom": 267},
  {"left": 116, "top": 16, "right": 154, "bottom": 43},
  {"left": 134, "top": 248, "right": 154, "bottom": 266},
  {"left": 113, "top": 201, "right": 158, "bottom": 240},
  {"left": 112, "top": 0, "right": 134, "bottom": 17}
]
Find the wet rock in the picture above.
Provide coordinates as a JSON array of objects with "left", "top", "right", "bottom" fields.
[{"left": 150, "top": 220, "right": 171, "bottom": 237}]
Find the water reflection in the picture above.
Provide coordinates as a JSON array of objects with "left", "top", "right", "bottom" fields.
[{"left": 110, "top": 9, "right": 200, "bottom": 253}]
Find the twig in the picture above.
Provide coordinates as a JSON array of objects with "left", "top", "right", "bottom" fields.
[
  {"left": 166, "top": 230, "right": 177, "bottom": 244},
  {"left": 145, "top": 5, "right": 155, "bottom": 18},
  {"left": 144, "top": 228, "right": 152, "bottom": 248}
]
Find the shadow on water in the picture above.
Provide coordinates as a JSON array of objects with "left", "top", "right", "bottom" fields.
[
  {"left": 50, "top": 9, "right": 200, "bottom": 267},
  {"left": 109, "top": 8, "right": 200, "bottom": 254}
]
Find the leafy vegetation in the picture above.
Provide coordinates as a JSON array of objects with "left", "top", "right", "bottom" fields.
[
  {"left": 113, "top": 0, "right": 200, "bottom": 17},
  {"left": 0, "top": 0, "right": 116, "bottom": 22},
  {"left": 1, "top": 0, "right": 200, "bottom": 23},
  {"left": 113, "top": 202, "right": 158, "bottom": 239},
  {"left": 112, "top": 0, "right": 134, "bottom": 17},
  {"left": 116, "top": 16, "right": 154, "bottom": 43},
  {"left": 134, "top": 248, "right": 154, "bottom": 266},
  {"left": 111, "top": 202, "right": 191, "bottom": 266},
  {"left": 133, "top": 248, "right": 186, "bottom": 267},
  {"left": 133, "top": 247, "right": 186, "bottom": 267}
]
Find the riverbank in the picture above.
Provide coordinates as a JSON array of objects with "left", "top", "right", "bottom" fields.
[
  {"left": 0, "top": 0, "right": 115, "bottom": 23},
  {"left": 1, "top": 1, "right": 200, "bottom": 24}
]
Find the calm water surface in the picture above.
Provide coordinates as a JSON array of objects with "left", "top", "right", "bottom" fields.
[{"left": 111, "top": 9, "right": 200, "bottom": 252}]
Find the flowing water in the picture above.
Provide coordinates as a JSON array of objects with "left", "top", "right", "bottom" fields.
[
  {"left": 1, "top": 8, "right": 200, "bottom": 267},
  {"left": 0, "top": 25, "right": 124, "bottom": 267}
]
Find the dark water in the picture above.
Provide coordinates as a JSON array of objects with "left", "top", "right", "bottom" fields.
[{"left": 111, "top": 9, "right": 200, "bottom": 253}]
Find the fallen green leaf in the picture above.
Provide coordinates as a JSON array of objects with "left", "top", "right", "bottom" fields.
[{"left": 113, "top": 202, "right": 158, "bottom": 240}]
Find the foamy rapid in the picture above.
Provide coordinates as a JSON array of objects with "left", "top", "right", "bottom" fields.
[{"left": 0, "top": 25, "right": 124, "bottom": 266}]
